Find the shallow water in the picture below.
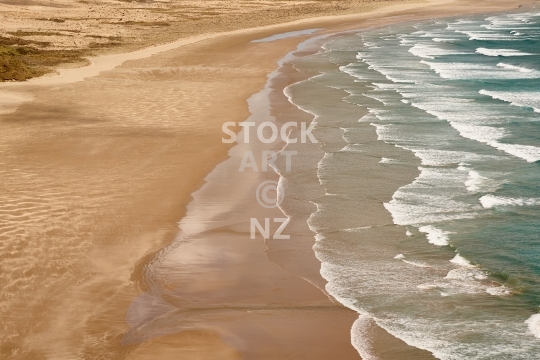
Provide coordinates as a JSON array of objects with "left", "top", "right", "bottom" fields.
[{"left": 285, "top": 8, "right": 540, "bottom": 359}]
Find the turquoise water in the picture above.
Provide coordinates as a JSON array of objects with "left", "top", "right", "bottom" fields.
[{"left": 286, "top": 9, "right": 540, "bottom": 359}]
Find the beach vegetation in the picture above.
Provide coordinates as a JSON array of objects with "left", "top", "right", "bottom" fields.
[{"left": 0, "top": 36, "right": 87, "bottom": 81}]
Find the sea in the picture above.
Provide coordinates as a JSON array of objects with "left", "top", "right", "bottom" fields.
[{"left": 281, "top": 8, "right": 540, "bottom": 360}]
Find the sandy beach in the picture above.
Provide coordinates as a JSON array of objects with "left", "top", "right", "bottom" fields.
[{"left": 1, "top": 0, "right": 537, "bottom": 359}]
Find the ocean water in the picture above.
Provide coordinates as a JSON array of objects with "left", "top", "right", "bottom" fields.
[{"left": 284, "top": 9, "right": 540, "bottom": 359}]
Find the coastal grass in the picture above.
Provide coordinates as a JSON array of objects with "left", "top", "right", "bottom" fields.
[
  {"left": 0, "top": 36, "right": 91, "bottom": 81},
  {"left": 1, "top": 0, "right": 421, "bottom": 82}
]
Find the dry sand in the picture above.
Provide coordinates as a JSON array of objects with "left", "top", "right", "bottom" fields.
[
  {"left": 0, "top": 0, "right": 537, "bottom": 359},
  {"left": 0, "top": 0, "right": 423, "bottom": 53}
]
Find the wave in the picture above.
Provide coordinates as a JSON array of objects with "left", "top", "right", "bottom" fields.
[
  {"left": 408, "top": 43, "right": 468, "bottom": 59},
  {"left": 379, "top": 157, "right": 397, "bottom": 164},
  {"left": 449, "top": 122, "right": 505, "bottom": 143},
  {"left": 359, "top": 56, "right": 420, "bottom": 83},
  {"left": 444, "top": 267, "right": 487, "bottom": 281},
  {"left": 339, "top": 64, "right": 367, "bottom": 80},
  {"left": 480, "top": 89, "right": 540, "bottom": 113},
  {"left": 496, "top": 62, "right": 534, "bottom": 73},
  {"left": 418, "top": 267, "right": 512, "bottom": 297},
  {"left": 397, "top": 93, "right": 540, "bottom": 163},
  {"left": 476, "top": 47, "right": 534, "bottom": 57},
  {"left": 385, "top": 199, "right": 478, "bottom": 231},
  {"left": 449, "top": 123, "right": 540, "bottom": 163},
  {"left": 420, "top": 60, "right": 540, "bottom": 80},
  {"left": 444, "top": 268, "right": 511, "bottom": 296},
  {"left": 403, "top": 259, "right": 431, "bottom": 268},
  {"left": 409, "top": 149, "right": 487, "bottom": 167},
  {"left": 394, "top": 254, "right": 431, "bottom": 267},
  {"left": 450, "top": 253, "right": 474, "bottom": 267},
  {"left": 351, "top": 315, "right": 379, "bottom": 360},
  {"left": 491, "top": 142, "right": 540, "bottom": 163},
  {"left": 384, "top": 166, "right": 481, "bottom": 226},
  {"left": 418, "top": 225, "right": 451, "bottom": 246},
  {"left": 463, "top": 169, "right": 503, "bottom": 193},
  {"left": 455, "top": 30, "right": 517, "bottom": 41},
  {"left": 306, "top": 12, "right": 540, "bottom": 359},
  {"left": 479, "top": 195, "right": 540, "bottom": 209},
  {"left": 485, "top": 286, "right": 512, "bottom": 296},
  {"left": 341, "top": 226, "right": 372, "bottom": 232},
  {"left": 526, "top": 314, "right": 540, "bottom": 339},
  {"left": 432, "top": 37, "right": 461, "bottom": 43}
]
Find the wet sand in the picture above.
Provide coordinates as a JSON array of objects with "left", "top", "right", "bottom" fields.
[{"left": 0, "top": 0, "right": 537, "bottom": 359}]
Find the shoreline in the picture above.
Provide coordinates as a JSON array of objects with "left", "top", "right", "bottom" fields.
[
  {"left": 0, "top": 0, "right": 534, "bottom": 115},
  {"left": 124, "top": 1, "right": 539, "bottom": 358},
  {"left": 0, "top": 1, "right": 449, "bottom": 115},
  {"left": 0, "top": 0, "right": 534, "bottom": 113},
  {"left": 1, "top": 0, "right": 538, "bottom": 359}
]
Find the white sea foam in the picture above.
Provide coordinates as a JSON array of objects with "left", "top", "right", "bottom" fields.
[
  {"left": 379, "top": 157, "right": 397, "bottom": 164},
  {"left": 496, "top": 62, "right": 534, "bottom": 73},
  {"left": 362, "top": 92, "right": 391, "bottom": 106},
  {"left": 369, "top": 123, "right": 394, "bottom": 141},
  {"left": 486, "top": 14, "right": 533, "bottom": 26},
  {"left": 417, "top": 267, "right": 512, "bottom": 298},
  {"left": 408, "top": 43, "right": 468, "bottom": 59},
  {"left": 445, "top": 268, "right": 487, "bottom": 281},
  {"left": 418, "top": 225, "right": 451, "bottom": 246},
  {"left": 421, "top": 60, "right": 540, "bottom": 80},
  {"left": 410, "top": 149, "right": 485, "bottom": 167},
  {"left": 417, "top": 283, "right": 440, "bottom": 291},
  {"left": 351, "top": 315, "right": 379, "bottom": 360},
  {"left": 476, "top": 47, "right": 534, "bottom": 57},
  {"left": 491, "top": 142, "right": 540, "bottom": 163},
  {"left": 464, "top": 170, "right": 486, "bottom": 193},
  {"left": 362, "top": 61, "right": 419, "bottom": 83},
  {"left": 430, "top": 270, "right": 512, "bottom": 296},
  {"left": 464, "top": 170, "right": 503, "bottom": 193},
  {"left": 449, "top": 123, "right": 540, "bottom": 163},
  {"left": 486, "top": 286, "right": 512, "bottom": 296},
  {"left": 479, "top": 195, "right": 540, "bottom": 209},
  {"left": 403, "top": 259, "right": 431, "bottom": 268},
  {"left": 394, "top": 253, "right": 430, "bottom": 268},
  {"left": 450, "top": 254, "right": 474, "bottom": 267},
  {"left": 456, "top": 30, "right": 517, "bottom": 41},
  {"left": 293, "top": 23, "right": 540, "bottom": 360},
  {"left": 339, "top": 64, "right": 359, "bottom": 78},
  {"left": 450, "top": 123, "right": 506, "bottom": 143},
  {"left": 314, "top": 233, "right": 325, "bottom": 242},
  {"left": 363, "top": 41, "right": 380, "bottom": 48},
  {"left": 408, "top": 96, "right": 509, "bottom": 126},
  {"left": 386, "top": 200, "right": 478, "bottom": 226},
  {"left": 480, "top": 89, "right": 540, "bottom": 113},
  {"left": 385, "top": 166, "right": 480, "bottom": 226},
  {"left": 525, "top": 314, "right": 540, "bottom": 339},
  {"left": 342, "top": 226, "right": 372, "bottom": 232},
  {"left": 340, "top": 144, "right": 364, "bottom": 153},
  {"left": 432, "top": 37, "right": 461, "bottom": 43}
]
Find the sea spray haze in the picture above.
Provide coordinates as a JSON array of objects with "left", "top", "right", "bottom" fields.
[{"left": 284, "top": 8, "right": 540, "bottom": 360}]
